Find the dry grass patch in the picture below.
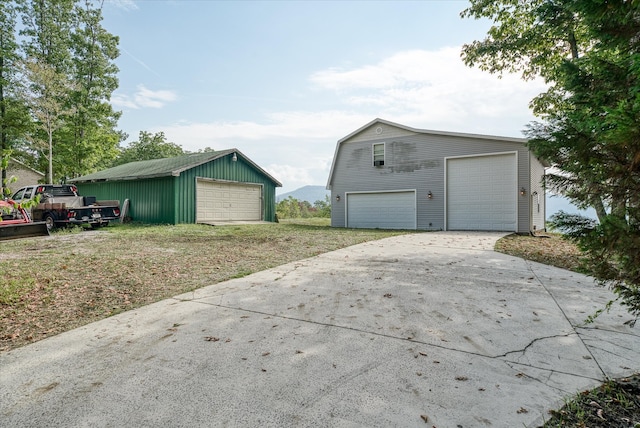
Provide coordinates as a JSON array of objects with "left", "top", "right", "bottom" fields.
[
  {"left": 0, "top": 221, "right": 408, "bottom": 351},
  {"left": 495, "top": 232, "right": 583, "bottom": 272}
]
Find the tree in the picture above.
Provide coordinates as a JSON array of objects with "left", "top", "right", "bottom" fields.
[
  {"left": 313, "top": 196, "right": 331, "bottom": 218},
  {"left": 21, "top": 57, "right": 76, "bottom": 183},
  {"left": 0, "top": 0, "right": 30, "bottom": 195},
  {"left": 16, "top": 0, "right": 122, "bottom": 180},
  {"left": 462, "top": 0, "right": 640, "bottom": 320},
  {"left": 62, "top": 0, "right": 122, "bottom": 178},
  {"left": 113, "top": 131, "right": 184, "bottom": 166},
  {"left": 276, "top": 196, "right": 301, "bottom": 219}
]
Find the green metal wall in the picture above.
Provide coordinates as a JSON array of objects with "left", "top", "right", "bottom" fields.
[
  {"left": 76, "top": 154, "right": 278, "bottom": 224},
  {"left": 77, "top": 176, "right": 176, "bottom": 224},
  {"left": 175, "top": 154, "right": 278, "bottom": 223}
]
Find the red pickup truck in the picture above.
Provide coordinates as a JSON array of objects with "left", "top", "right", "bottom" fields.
[{"left": 11, "top": 184, "right": 120, "bottom": 231}]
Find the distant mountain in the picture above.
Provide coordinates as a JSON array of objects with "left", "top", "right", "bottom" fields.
[{"left": 277, "top": 185, "right": 329, "bottom": 203}]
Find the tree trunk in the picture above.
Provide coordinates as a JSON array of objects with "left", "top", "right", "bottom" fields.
[{"left": 592, "top": 196, "right": 608, "bottom": 223}]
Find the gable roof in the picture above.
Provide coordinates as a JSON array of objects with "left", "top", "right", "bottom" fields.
[
  {"left": 327, "top": 118, "right": 543, "bottom": 189},
  {"left": 7, "top": 157, "right": 45, "bottom": 177},
  {"left": 338, "top": 118, "right": 527, "bottom": 144},
  {"left": 70, "top": 149, "right": 282, "bottom": 186}
]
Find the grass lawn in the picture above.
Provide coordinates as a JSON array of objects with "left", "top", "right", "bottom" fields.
[{"left": 0, "top": 219, "right": 406, "bottom": 351}]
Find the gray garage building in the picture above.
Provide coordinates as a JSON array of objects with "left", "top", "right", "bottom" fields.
[
  {"left": 70, "top": 149, "right": 281, "bottom": 224},
  {"left": 326, "top": 119, "right": 547, "bottom": 233}
]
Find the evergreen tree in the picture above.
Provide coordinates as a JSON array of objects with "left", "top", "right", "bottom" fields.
[{"left": 463, "top": 0, "right": 640, "bottom": 319}]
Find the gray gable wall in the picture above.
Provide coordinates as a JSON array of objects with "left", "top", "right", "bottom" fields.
[{"left": 328, "top": 120, "right": 543, "bottom": 233}]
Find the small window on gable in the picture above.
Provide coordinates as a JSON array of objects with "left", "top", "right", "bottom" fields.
[{"left": 373, "top": 143, "right": 385, "bottom": 166}]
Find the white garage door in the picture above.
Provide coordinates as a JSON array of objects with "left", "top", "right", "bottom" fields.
[
  {"left": 346, "top": 191, "right": 416, "bottom": 229},
  {"left": 196, "top": 180, "right": 262, "bottom": 222},
  {"left": 447, "top": 154, "right": 517, "bottom": 231}
]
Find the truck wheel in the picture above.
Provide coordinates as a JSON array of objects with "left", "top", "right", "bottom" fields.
[{"left": 44, "top": 214, "right": 55, "bottom": 231}]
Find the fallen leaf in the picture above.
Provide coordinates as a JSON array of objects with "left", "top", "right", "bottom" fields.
[
  {"left": 455, "top": 376, "right": 469, "bottom": 381},
  {"left": 517, "top": 407, "right": 528, "bottom": 414},
  {"left": 420, "top": 414, "right": 429, "bottom": 423},
  {"left": 204, "top": 336, "right": 219, "bottom": 342}
]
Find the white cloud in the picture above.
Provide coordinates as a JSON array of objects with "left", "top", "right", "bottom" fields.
[
  {"left": 141, "top": 46, "right": 546, "bottom": 191},
  {"left": 112, "top": 85, "right": 177, "bottom": 110},
  {"left": 310, "top": 47, "right": 547, "bottom": 135},
  {"left": 265, "top": 164, "right": 315, "bottom": 190},
  {"left": 159, "top": 110, "right": 370, "bottom": 149},
  {"left": 106, "top": 0, "right": 138, "bottom": 11}
]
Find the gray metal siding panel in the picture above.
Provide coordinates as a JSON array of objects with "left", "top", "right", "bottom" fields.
[
  {"left": 517, "top": 151, "right": 529, "bottom": 234},
  {"left": 330, "top": 133, "right": 531, "bottom": 231},
  {"left": 530, "top": 155, "right": 546, "bottom": 232},
  {"left": 345, "top": 123, "right": 419, "bottom": 144}
]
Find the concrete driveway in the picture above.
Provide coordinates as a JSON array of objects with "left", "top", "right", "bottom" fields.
[{"left": 2, "top": 232, "right": 638, "bottom": 427}]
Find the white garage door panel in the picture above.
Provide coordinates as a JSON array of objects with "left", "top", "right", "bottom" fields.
[
  {"left": 447, "top": 154, "right": 516, "bottom": 231},
  {"left": 347, "top": 191, "right": 415, "bottom": 229},
  {"left": 197, "top": 180, "right": 261, "bottom": 222}
]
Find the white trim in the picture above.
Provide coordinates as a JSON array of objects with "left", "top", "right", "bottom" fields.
[
  {"left": 444, "top": 151, "right": 518, "bottom": 232},
  {"left": 344, "top": 189, "right": 417, "bottom": 230},
  {"left": 372, "top": 142, "right": 385, "bottom": 166}
]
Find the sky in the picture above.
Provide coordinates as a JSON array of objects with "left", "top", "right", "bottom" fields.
[{"left": 101, "top": 0, "right": 548, "bottom": 194}]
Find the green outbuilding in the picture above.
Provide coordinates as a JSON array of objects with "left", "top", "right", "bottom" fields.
[{"left": 70, "top": 149, "right": 282, "bottom": 224}]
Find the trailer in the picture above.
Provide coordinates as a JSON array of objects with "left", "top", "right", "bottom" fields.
[{"left": 0, "top": 199, "right": 49, "bottom": 240}]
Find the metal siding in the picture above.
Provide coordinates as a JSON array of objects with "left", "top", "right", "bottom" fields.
[
  {"left": 517, "top": 151, "right": 529, "bottom": 234},
  {"left": 177, "top": 154, "right": 277, "bottom": 223},
  {"left": 77, "top": 156, "right": 278, "bottom": 224},
  {"left": 346, "top": 123, "right": 419, "bottom": 144},
  {"left": 76, "top": 177, "right": 176, "bottom": 224},
  {"left": 530, "top": 155, "right": 546, "bottom": 232},
  {"left": 330, "top": 131, "right": 530, "bottom": 231}
]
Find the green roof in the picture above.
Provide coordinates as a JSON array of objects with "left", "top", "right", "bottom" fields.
[{"left": 70, "top": 149, "right": 281, "bottom": 186}]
